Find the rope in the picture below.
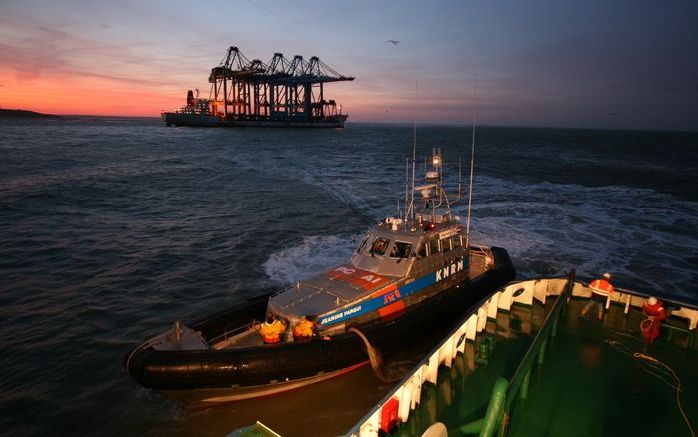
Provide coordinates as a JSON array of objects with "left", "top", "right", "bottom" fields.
[
  {"left": 632, "top": 352, "right": 695, "bottom": 437},
  {"left": 605, "top": 338, "right": 695, "bottom": 437},
  {"left": 640, "top": 317, "right": 654, "bottom": 333}
]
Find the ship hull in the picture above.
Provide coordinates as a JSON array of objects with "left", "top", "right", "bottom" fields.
[
  {"left": 222, "top": 116, "right": 347, "bottom": 128},
  {"left": 162, "top": 113, "right": 347, "bottom": 128},
  {"left": 163, "top": 112, "right": 222, "bottom": 127},
  {"left": 124, "top": 248, "right": 514, "bottom": 401}
]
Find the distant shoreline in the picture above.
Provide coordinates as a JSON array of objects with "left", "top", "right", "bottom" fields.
[
  {"left": 0, "top": 110, "right": 695, "bottom": 133},
  {"left": 0, "top": 109, "right": 60, "bottom": 118}
]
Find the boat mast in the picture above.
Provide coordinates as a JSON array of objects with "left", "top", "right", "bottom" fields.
[{"left": 408, "top": 81, "right": 418, "bottom": 220}]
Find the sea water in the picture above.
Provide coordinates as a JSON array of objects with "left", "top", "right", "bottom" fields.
[{"left": 1, "top": 117, "right": 696, "bottom": 435}]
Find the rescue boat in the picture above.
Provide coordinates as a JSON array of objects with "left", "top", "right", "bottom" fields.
[{"left": 124, "top": 148, "right": 515, "bottom": 404}]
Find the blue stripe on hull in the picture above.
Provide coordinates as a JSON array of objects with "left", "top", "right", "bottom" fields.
[{"left": 319, "top": 257, "right": 468, "bottom": 326}]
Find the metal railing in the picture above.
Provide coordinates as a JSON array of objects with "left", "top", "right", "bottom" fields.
[
  {"left": 459, "top": 270, "right": 575, "bottom": 436},
  {"left": 344, "top": 271, "right": 697, "bottom": 436},
  {"left": 207, "top": 323, "right": 257, "bottom": 347},
  {"left": 269, "top": 281, "right": 351, "bottom": 310},
  {"left": 343, "top": 273, "right": 547, "bottom": 437}
]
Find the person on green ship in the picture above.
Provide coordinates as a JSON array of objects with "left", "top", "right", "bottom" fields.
[
  {"left": 641, "top": 296, "right": 667, "bottom": 344},
  {"left": 581, "top": 272, "right": 615, "bottom": 320}
]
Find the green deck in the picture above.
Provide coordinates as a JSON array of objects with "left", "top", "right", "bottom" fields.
[{"left": 393, "top": 298, "right": 698, "bottom": 436}]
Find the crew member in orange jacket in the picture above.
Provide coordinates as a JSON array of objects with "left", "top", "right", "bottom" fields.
[
  {"left": 641, "top": 296, "right": 667, "bottom": 344},
  {"left": 259, "top": 314, "right": 287, "bottom": 344},
  {"left": 581, "top": 272, "right": 615, "bottom": 320},
  {"left": 293, "top": 315, "right": 318, "bottom": 341}
]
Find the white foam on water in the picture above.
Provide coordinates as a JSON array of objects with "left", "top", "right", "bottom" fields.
[
  {"left": 265, "top": 174, "right": 697, "bottom": 297},
  {"left": 263, "top": 233, "right": 363, "bottom": 286},
  {"left": 297, "top": 167, "right": 374, "bottom": 216},
  {"left": 457, "top": 175, "right": 697, "bottom": 296},
  {"left": 228, "top": 145, "right": 380, "bottom": 221}
]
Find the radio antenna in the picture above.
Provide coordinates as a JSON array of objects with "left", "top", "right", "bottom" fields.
[
  {"left": 465, "top": 72, "right": 477, "bottom": 247},
  {"left": 458, "top": 157, "right": 462, "bottom": 198},
  {"left": 465, "top": 120, "right": 476, "bottom": 239},
  {"left": 408, "top": 81, "right": 418, "bottom": 219},
  {"left": 403, "top": 157, "right": 409, "bottom": 221}
]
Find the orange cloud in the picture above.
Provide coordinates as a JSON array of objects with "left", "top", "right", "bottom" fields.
[{"left": 0, "top": 67, "right": 184, "bottom": 116}]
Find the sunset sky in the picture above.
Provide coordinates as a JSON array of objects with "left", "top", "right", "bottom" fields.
[{"left": 1, "top": 0, "right": 696, "bottom": 130}]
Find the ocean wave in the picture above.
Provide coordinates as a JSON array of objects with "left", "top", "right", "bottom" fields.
[{"left": 263, "top": 234, "right": 361, "bottom": 285}]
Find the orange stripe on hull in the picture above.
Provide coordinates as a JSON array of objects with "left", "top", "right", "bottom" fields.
[{"left": 378, "top": 300, "right": 405, "bottom": 317}]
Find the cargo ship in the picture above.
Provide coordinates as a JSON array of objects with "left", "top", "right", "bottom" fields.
[
  {"left": 162, "top": 46, "right": 353, "bottom": 128},
  {"left": 163, "top": 89, "right": 220, "bottom": 127}
]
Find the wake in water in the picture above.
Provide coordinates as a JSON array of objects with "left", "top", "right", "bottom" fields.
[
  {"left": 263, "top": 173, "right": 697, "bottom": 298},
  {"left": 2, "top": 119, "right": 695, "bottom": 436}
]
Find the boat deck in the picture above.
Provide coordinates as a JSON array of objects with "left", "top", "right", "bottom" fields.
[
  {"left": 213, "top": 249, "right": 495, "bottom": 351},
  {"left": 508, "top": 298, "right": 698, "bottom": 436},
  {"left": 390, "top": 297, "right": 698, "bottom": 436}
]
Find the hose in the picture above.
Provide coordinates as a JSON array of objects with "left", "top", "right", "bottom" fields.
[{"left": 348, "top": 327, "right": 401, "bottom": 383}]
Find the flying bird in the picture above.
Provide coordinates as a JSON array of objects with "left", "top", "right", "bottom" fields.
[{"left": 385, "top": 40, "right": 401, "bottom": 46}]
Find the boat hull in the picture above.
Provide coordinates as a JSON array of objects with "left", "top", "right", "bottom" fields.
[
  {"left": 162, "top": 112, "right": 347, "bottom": 128},
  {"left": 221, "top": 116, "right": 347, "bottom": 128},
  {"left": 125, "top": 247, "right": 515, "bottom": 398},
  {"left": 163, "top": 112, "right": 222, "bottom": 127},
  {"left": 164, "top": 361, "right": 369, "bottom": 406}
]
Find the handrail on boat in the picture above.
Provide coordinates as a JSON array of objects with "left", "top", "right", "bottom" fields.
[
  {"left": 469, "top": 244, "right": 495, "bottom": 270},
  {"left": 609, "top": 285, "right": 698, "bottom": 313},
  {"left": 345, "top": 272, "right": 695, "bottom": 437},
  {"left": 466, "top": 272, "right": 698, "bottom": 436},
  {"left": 208, "top": 322, "right": 257, "bottom": 346},
  {"left": 506, "top": 269, "right": 573, "bottom": 407},
  {"left": 459, "top": 269, "right": 575, "bottom": 437},
  {"left": 345, "top": 274, "right": 536, "bottom": 437},
  {"left": 271, "top": 281, "right": 351, "bottom": 304}
]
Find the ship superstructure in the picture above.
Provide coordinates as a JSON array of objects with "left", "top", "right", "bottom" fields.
[
  {"left": 268, "top": 148, "right": 475, "bottom": 336},
  {"left": 163, "top": 89, "right": 220, "bottom": 127}
]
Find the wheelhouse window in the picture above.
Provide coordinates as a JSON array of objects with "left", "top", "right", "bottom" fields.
[
  {"left": 390, "top": 241, "right": 413, "bottom": 259},
  {"left": 369, "top": 237, "right": 390, "bottom": 256},
  {"left": 441, "top": 237, "right": 453, "bottom": 252},
  {"left": 452, "top": 234, "right": 462, "bottom": 249},
  {"left": 429, "top": 238, "right": 440, "bottom": 255},
  {"left": 418, "top": 243, "right": 427, "bottom": 258},
  {"left": 357, "top": 234, "right": 370, "bottom": 253}
]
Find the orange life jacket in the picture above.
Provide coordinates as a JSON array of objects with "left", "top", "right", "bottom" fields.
[
  {"left": 643, "top": 301, "right": 667, "bottom": 321},
  {"left": 589, "top": 278, "right": 615, "bottom": 296},
  {"left": 293, "top": 318, "right": 315, "bottom": 339},
  {"left": 259, "top": 320, "right": 286, "bottom": 344}
]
